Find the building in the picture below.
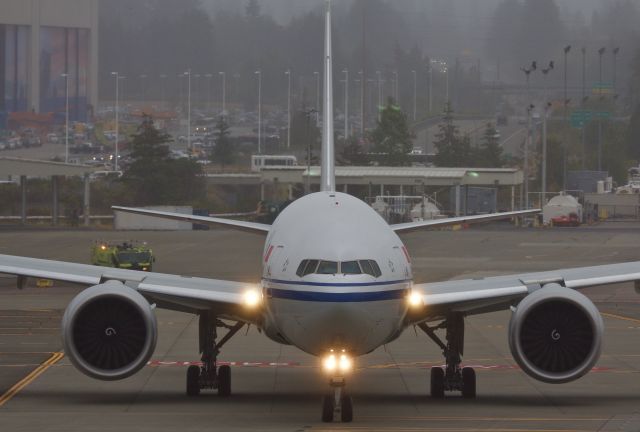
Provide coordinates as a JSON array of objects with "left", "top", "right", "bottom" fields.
[{"left": 0, "top": 0, "right": 98, "bottom": 123}]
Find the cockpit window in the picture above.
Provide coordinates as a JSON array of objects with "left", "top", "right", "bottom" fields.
[
  {"left": 370, "top": 260, "right": 382, "bottom": 277},
  {"left": 296, "top": 260, "right": 308, "bottom": 277},
  {"left": 317, "top": 260, "right": 338, "bottom": 274},
  {"left": 341, "top": 261, "right": 361, "bottom": 274},
  {"left": 303, "top": 259, "right": 319, "bottom": 276},
  {"left": 297, "top": 259, "right": 380, "bottom": 277},
  {"left": 359, "top": 260, "right": 382, "bottom": 278}
]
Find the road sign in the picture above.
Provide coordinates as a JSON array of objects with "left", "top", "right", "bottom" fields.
[
  {"left": 570, "top": 110, "right": 610, "bottom": 128},
  {"left": 570, "top": 110, "right": 592, "bottom": 128}
]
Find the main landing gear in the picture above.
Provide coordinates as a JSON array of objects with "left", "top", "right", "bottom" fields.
[
  {"left": 322, "top": 377, "right": 353, "bottom": 423},
  {"left": 186, "top": 310, "right": 244, "bottom": 397},
  {"left": 418, "top": 313, "right": 476, "bottom": 399}
]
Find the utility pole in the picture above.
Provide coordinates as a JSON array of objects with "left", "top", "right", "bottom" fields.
[
  {"left": 393, "top": 70, "right": 399, "bottom": 102},
  {"left": 541, "top": 61, "right": 554, "bottom": 202},
  {"left": 520, "top": 61, "right": 537, "bottom": 209}
]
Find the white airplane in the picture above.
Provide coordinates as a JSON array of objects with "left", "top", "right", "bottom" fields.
[{"left": 1, "top": 1, "right": 640, "bottom": 424}]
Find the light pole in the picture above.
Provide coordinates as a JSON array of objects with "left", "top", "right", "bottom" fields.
[
  {"left": 520, "top": 61, "right": 537, "bottom": 209},
  {"left": 393, "top": 70, "right": 399, "bottom": 102},
  {"left": 159, "top": 74, "right": 167, "bottom": 108},
  {"left": 541, "top": 61, "right": 554, "bottom": 202},
  {"left": 612, "top": 47, "right": 620, "bottom": 101},
  {"left": 219, "top": 72, "right": 226, "bottom": 116},
  {"left": 255, "top": 70, "right": 262, "bottom": 154},
  {"left": 563, "top": 46, "right": 571, "bottom": 191},
  {"left": 61, "top": 73, "right": 70, "bottom": 163},
  {"left": 184, "top": 70, "right": 192, "bottom": 152},
  {"left": 376, "top": 71, "right": 382, "bottom": 121},
  {"left": 205, "top": 73, "right": 213, "bottom": 112},
  {"left": 342, "top": 69, "right": 349, "bottom": 138},
  {"left": 581, "top": 47, "right": 587, "bottom": 169},
  {"left": 428, "top": 61, "right": 433, "bottom": 113},
  {"left": 285, "top": 69, "right": 291, "bottom": 149},
  {"left": 412, "top": 69, "right": 417, "bottom": 121},
  {"left": 111, "top": 72, "right": 120, "bottom": 171},
  {"left": 598, "top": 47, "right": 606, "bottom": 171},
  {"left": 314, "top": 71, "right": 320, "bottom": 127},
  {"left": 139, "top": 74, "right": 148, "bottom": 105}
]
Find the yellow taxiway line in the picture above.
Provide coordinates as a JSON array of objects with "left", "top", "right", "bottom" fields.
[
  {"left": 0, "top": 351, "right": 64, "bottom": 407},
  {"left": 601, "top": 312, "right": 640, "bottom": 325}
]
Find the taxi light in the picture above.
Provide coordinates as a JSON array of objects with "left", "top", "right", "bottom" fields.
[
  {"left": 323, "top": 350, "right": 352, "bottom": 374},
  {"left": 243, "top": 289, "right": 262, "bottom": 308},
  {"left": 408, "top": 290, "right": 423, "bottom": 308}
]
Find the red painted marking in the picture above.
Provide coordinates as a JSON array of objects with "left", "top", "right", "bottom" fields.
[
  {"left": 147, "top": 360, "right": 301, "bottom": 368},
  {"left": 264, "top": 245, "right": 274, "bottom": 263}
]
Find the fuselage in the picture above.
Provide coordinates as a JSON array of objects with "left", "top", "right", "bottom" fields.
[{"left": 261, "top": 191, "right": 413, "bottom": 356}]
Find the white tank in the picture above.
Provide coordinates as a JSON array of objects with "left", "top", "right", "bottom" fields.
[{"left": 410, "top": 199, "right": 441, "bottom": 221}]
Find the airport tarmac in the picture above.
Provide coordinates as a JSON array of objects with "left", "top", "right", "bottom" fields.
[{"left": 1, "top": 223, "right": 640, "bottom": 431}]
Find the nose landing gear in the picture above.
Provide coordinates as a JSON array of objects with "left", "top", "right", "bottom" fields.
[
  {"left": 322, "top": 376, "right": 353, "bottom": 423},
  {"left": 186, "top": 310, "right": 244, "bottom": 397},
  {"left": 419, "top": 313, "right": 476, "bottom": 398}
]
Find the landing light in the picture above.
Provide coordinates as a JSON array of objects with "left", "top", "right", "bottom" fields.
[
  {"left": 243, "top": 288, "right": 262, "bottom": 308},
  {"left": 323, "top": 349, "right": 352, "bottom": 374},
  {"left": 408, "top": 290, "right": 423, "bottom": 308}
]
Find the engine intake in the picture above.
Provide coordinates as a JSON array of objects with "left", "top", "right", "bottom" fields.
[
  {"left": 508, "top": 284, "right": 603, "bottom": 384},
  {"left": 62, "top": 280, "right": 157, "bottom": 381}
]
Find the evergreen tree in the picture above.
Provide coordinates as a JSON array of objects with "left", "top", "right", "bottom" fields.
[
  {"left": 123, "top": 116, "right": 203, "bottom": 205},
  {"left": 338, "top": 136, "right": 369, "bottom": 166},
  {"left": 477, "top": 122, "right": 504, "bottom": 167},
  {"left": 211, "top": 116, "right": 235, "bottom": 169},
  {"left": 433, "top": 103, "right": 471, "bottom": 167},
  {"left": 370, "top": 98, "right": 413, "bottom": 166}
]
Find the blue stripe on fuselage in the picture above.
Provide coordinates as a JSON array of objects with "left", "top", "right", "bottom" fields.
[{"left": 263, "top": 278, "right": 410, "bottom": 302}]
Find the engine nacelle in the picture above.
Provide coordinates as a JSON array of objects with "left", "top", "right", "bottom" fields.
[
  {"left": 508, "top": 284, "right": 603, "bottom": 384},
  {"left": 62, "top": 280, "right": 157, "bottom": 381}
]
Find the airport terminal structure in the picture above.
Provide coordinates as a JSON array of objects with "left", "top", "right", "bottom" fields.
[{"left": 0, "top": 0, "right": 99, "bottom": 122}]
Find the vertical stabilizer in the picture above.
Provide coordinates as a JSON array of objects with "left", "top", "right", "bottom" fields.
[{"left": 320, "top": 0, "right": 335, "bottom": 192}]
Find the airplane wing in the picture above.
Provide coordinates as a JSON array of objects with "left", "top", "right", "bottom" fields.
[
  {"left": 391, "top": 209, "right": 540, "bottom": 233},
  {"left": 112, "top": 206, "right": 271, "bottom": 235},
  {"left": 0, "top": 254, "right": 260, "bottom": 323},
  {"left": 408, "top": 261, "right": 640, "bottom": 323}
]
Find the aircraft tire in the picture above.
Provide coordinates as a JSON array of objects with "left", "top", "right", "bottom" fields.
[
  {"left": 430, "top": 367, "right": 445, "bottom": 398},
  {"left": 217, "top": 365, "right": 231, "bottom": 396},
  {"left": 186, "top": 365, "right": 200, "bottom": 396},
  {"left": 321, "top": 395, "right": 334, "bottom": 422},
  {"left": 340, "top": 394, "right": 353, "bottom": 423},
  {"left": 462, "top": 367, "right": 476, "bottom": 399}
]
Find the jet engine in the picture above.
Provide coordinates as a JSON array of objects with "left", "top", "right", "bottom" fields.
[
  {"left": 62, "top": 280, "right": 157, "bottom": 380},
  {"left": 508, "top": 284, "right": 603, "bottom": 384}
]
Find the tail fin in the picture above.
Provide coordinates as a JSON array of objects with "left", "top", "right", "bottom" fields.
[{"left": 320, "top": 0, "right": 335, "bottom": 192}]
